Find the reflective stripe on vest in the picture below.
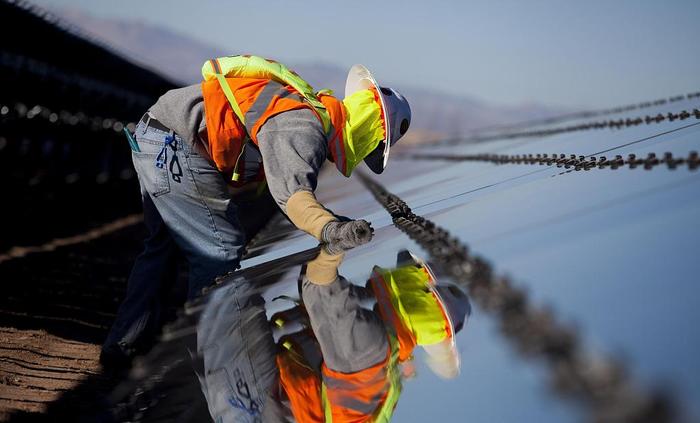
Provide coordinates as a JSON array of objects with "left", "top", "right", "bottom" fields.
[
  {"left": 244, "top": 80, "right": 304, "bottom": 135},
  {"left": 371, "top": 334, "right": 402, "bottom": 423},
  {"left": 319, "top": 94, "right": 349, "bottom": 176},
  {"left": 210, "top": 64, "right": 247, "bottom": 126},
  {"left": 330, "top": 123, "right": 346, "bottom": 175}
]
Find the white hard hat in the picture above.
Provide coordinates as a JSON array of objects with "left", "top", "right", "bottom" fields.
[{"left": 345, "top": 64, "right": 411, "bottom": 174}]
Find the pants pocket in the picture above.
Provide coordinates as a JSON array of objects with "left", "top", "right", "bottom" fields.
[{"left": 132, "top": 150, "right": 171, "bottom": 197}]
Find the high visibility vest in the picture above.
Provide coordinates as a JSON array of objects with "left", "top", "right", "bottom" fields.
[
  {"left": 278, "top": 338, "right": 402, "bottom": 423},
  {"left": 200, "top": 56, "right": 348, "bottom": 184},
  {"left": 202, "top": 55, "right": 333, "bottom": 133},
  {"left": 322, "top": 344, "right": 401, "bottom": 423}
]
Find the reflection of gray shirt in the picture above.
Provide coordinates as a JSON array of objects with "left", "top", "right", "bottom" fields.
[
  {"left": 302, "top": 276, "right": 389, "bottom": 373},
  {"left": 149, "top": 85, "right": 327, "bottom": 213}
]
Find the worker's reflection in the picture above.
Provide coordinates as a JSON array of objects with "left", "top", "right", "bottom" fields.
[{"left": 194, "top": 247, "right": 471, "bottom": 422}]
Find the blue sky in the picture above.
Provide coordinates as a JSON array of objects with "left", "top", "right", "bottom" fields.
[{"left": 30, "top": 0, "right": 700, "bottom": 108}]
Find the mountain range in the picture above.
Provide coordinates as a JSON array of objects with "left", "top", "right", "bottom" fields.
[{"left": 51, "top": 6, "right": 572, "bottom": 142}]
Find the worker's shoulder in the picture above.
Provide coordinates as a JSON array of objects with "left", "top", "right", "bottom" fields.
[
  {"left": 159, "top": 84, "right": 203, "bottom": 100},
  {"left": 153, "top": 84, "right": 203, "bottom": 111},
  {"left": 261, "top": 108, "right": 325, "bottom": 136}
]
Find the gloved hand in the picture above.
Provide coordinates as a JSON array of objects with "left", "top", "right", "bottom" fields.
[
  {"left": 306, "top": 248, "right": 345, "bottom": 285},
  {"left": 321, "top": 219, "right": 374, "bottom": 254}
]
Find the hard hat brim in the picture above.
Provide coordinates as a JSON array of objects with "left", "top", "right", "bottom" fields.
[
  {"left": 345, "top": 64, "right": 391, "bottom": 174},
  {"left": 431, "top": 285, "right": 459, "bottom": 351}
]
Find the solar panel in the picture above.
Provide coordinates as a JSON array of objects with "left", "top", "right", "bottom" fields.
[{"left": 111, "top": 92, "right": 700, "bottom": 422}]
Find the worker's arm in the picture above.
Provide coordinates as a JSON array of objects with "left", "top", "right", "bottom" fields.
[
  {"left": 301, "top": 251, "right": 390, "bottom": 372},
  {"left": 257, "top": 109, "right": 372, "bottom": 246}
]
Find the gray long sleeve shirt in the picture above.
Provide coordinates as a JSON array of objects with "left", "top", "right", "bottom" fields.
[
  {"left": 301, "top": 276, "right": 390, "bottom": 373},
  {"left": 149, "top": 84, "right": 328, "bottom": 213}
]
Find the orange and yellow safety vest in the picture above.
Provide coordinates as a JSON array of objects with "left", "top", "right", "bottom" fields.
[
  {"left": 277, "top": 338, "right": 400, "bottom": 423},
  {"left": 200, "top": 56, "right": 350, "bottom": 184}
]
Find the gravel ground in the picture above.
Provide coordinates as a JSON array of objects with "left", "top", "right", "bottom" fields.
[{"left": 0, "top": 222, "right": 146, "bottom": 422}]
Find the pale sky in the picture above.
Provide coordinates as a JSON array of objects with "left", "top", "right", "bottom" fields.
[{"left": 29, "top": 0, "right": 700, "bottom": 109}]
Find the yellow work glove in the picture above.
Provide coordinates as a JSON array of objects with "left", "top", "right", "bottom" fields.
[
  {"left": 285, "top": 190, "right": 374, "bottom": 253},
  {"left": 306, "top": 248, "right": 345, "bottom": 285},
  {"left": 286, "top": 190, "right": 337, "bottom": 240}
]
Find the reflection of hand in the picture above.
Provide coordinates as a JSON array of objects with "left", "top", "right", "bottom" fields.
[
  {"left": 321, "top": 220, "right": 374, "bottom": 254},
  {"left": 306, "top": 249, "right": 345, "bottom": 285},
  {"left": 400, "top": 359, "right": 417, "bottom": 380}
]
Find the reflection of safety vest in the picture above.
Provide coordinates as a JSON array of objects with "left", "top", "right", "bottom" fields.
[
  {"left": 277, "top": 336, "right": 401, "bottom": 423},
  {"left": 369, "top": 265, "right": 453, "bottom": 362},
  {"left": 200, "top": 55, "right": 348, "bottom": 184}
]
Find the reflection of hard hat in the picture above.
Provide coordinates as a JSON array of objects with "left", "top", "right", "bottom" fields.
[
  {"left": 345, "top": 64, "right": 411, "bottom": 174},
  {"left": 433, "top": 284, "right": 471, "bottom": 334},
  {"left": 423, "top": 339, "right": 461, "bottom": 379}
]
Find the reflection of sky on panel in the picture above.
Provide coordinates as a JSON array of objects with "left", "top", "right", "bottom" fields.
[
  {"left": 393, "top": 312, "right": 579, "bottom": 423},
  {"left": 425, "top": 172, "right": 700, "bottom": 408}
]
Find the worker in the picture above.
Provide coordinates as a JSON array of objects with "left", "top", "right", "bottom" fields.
[
  {"left": 194, "top": 247, "right": 471, "bottom": 422},
  {"left": 277, "top": 249, "right": 470, "bottom": 422},
  {"left": 100, "top": 55, "right": 412, "bottom": 371}
]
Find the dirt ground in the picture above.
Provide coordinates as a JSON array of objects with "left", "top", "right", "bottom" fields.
[
  {"left": 0, "top": 191, "right": 277, "bottom": 422},
  {"left": 0, "top": 220, "right": 146, "bottom": 422},
  {"left": 0, "top": 328, "right": 103, "bottom": 419}
]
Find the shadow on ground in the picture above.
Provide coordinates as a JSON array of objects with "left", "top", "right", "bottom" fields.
[{"left": 0, "top": 190, "right": 278, "bottom": 421}]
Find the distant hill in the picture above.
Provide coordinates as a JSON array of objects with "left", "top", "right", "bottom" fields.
[{"left": 49, "top": 6, "right": 572, "bottom": 140}]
